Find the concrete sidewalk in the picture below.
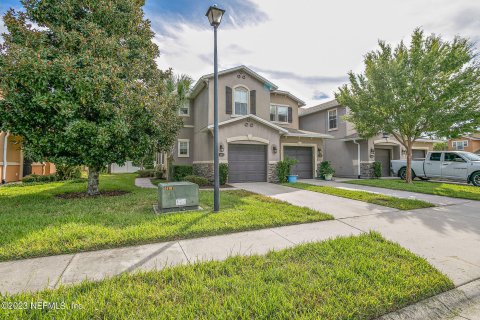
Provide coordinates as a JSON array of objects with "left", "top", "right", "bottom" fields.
[
  {"left": 0, "top": 220, "right": 360, "bottom": 294},
  {"left": 231, "top": 182, "right": 399, "bottom": 219},
  {"left": 299, "top": 179, "right": 469, "bottom": 206}
]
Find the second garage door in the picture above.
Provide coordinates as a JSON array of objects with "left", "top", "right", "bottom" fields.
[
  {"left": 284, "top": 146, "right": 313, "bottom": 179},
  {"left": 228, "top": 144, "right": 267, "bottom": 183}
]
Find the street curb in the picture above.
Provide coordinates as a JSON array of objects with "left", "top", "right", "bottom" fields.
[{"left": 378, "top": 279, "right": 480, "bottom": 319}]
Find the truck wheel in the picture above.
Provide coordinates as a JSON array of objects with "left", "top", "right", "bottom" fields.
[
  {"left": 471, "top": 172, "right": 480, "bottom": 187},
  {"left": 399, "top": 167, "right": 416, "bottom": 180}
]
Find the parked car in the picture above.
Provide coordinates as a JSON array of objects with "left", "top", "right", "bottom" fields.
[{"left": 391, "top": 151, "right": 480, "bottom": 186}]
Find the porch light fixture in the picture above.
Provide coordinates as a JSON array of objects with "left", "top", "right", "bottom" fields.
[
  {"left": 317, "top": 147, "right": 322, "bottom": 158},
  {"left": 206, "top": 4, "right": 225, "bottom": 212},
  {"left": 206, "top": 5, "right": 225, "bottom": 27},
  {"left": 382, "top": 132, "right": 389, "bottom": 141},
  {"left": 370, "top": 148, "right": 375, "bottom": 159},
  {"left": 272, "top": 145, "right": 278, "bottom": 154},
  {"left": 219, "top": 143, "right": 224, "bottom": 153},
  {"left": 401, "top": 148, "right": 407, "bottom": 156}
]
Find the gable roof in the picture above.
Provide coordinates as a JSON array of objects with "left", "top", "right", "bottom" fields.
[
  {"left": 189, "top": 65, "right": 279, "bottom": 99},
  {"left": 299, "top": 99, "right": 340, "bottom": 117},
  {"left": 205, "top": 114, "right": 288, "bottom": 133},
  {"left": 271, "top": 90, "right": 306, "bottom": 107}
]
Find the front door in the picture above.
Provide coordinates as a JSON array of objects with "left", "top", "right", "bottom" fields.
[
  {"left": 442, "top": 152, "right": 468, "bottom": 180},
  {"left": 374, "top": 148, "right": 391, "bottom": 177},
  {"left": 424, "top": 152, "right": 442, "bottom": 177}
]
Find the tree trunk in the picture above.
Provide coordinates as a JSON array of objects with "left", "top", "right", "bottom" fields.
[
  {"left": 405, "top": 141, "right": 413, "bottom": 184},
  {"left": 87, "top": 166, "right": 101, "bottom": 196}
]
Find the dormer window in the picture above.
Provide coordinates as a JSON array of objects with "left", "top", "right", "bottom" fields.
[{"left": 234, "top": 87, "right": 248, "bottom": 115}]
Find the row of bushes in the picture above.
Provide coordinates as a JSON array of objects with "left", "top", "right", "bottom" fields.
[
  {"left": 143, "top": 164, "right": 229, "bottom": 186},
  {"left": 23, "top": 165, "right": 83, "bottom": 184}
]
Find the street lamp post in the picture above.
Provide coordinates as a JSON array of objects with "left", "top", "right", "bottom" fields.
[{"left": 206, "top": 5, "right": 225, "bottom": 212}]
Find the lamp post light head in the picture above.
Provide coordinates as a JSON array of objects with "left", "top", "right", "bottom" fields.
[
  {"left": 382, "top": 132, "right": 390, "bottom": 140},
  {"left": 206, "top": 5, "right": 225, "bottom": 27}
]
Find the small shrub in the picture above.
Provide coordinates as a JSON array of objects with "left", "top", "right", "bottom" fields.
[
  {"left": 22, "top": 174, "right": 40, "bottom": 183},
  {"left": 183, "top": 175, "right": 209, "bottom": 187},
  {"left": 219, "top": 163, "right": 229, "bottom": 185},
  {"left": 137, "top": 169, "right": 155, "bottom": 178},
  {"left": 22, "top": 174, "right": 57, "bottom": 183},
  {"left": 154, "top": 170, "right": 164, "bottom": 179},
  {"left": 277, "top": 157, "right": 298, "bottom": 183},
  {"left": 173, "top": 165, "right": 193, "bottom": 181},
  {"left": 56, "top": 164, "right": 82, "bottom": 180},
  {"left": 373, "top": 161, "right": 382, "bottom": 178},
  {"left": 319, "top": 161, "right": 335, "bottom": 179}
]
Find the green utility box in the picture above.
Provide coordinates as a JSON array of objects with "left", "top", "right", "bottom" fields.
[{"left": 156, "top": 181, "right": 200, "bottom": 214}]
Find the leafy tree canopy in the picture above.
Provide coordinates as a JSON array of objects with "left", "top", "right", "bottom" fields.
[
  {"left": 0, "top": 0, "right": 187, "bottom": 194},
  {"left": 336, "top": 28, "right": 480, "bottom": 182}
]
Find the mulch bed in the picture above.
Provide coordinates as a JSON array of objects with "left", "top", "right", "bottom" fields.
[{"left": 55, "top": 190, "right": 130, "bottom": 199}]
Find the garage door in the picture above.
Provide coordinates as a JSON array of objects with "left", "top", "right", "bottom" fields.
[
  {"left": 412, "top": 149, "right": 426, "bottom": 159},
  {"left": 375, "top": 148, "right": 391, "bottom": 177},
  {"left": 284, "top": 146, "right": 313, "bottom": 179},
  {"left": 228, "top": 144, "right": 267, "bottom": 183}
]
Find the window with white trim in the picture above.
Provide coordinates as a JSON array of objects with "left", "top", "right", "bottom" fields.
[
  {"left": 328, "top": 109, "right": 338, "bottom": 130},
  {"left": 270, "top": 104, "right": 289, "bottom": 123},
  {"left": 234, "top": 87, "right": 248, "bottom": 115},
  {"left": 452, "top": 140, "right": 468, "bottom": 150},
  {"left": 179, "top": 102, "right": 190, "bottom": 116},
  {"left": 178, "top": 139, "right": 190, "bottom": 157}
]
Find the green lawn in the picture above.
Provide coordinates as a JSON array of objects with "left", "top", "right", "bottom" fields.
[
  {"left": 0, "top": 233, "right": 453, "bottom": 319},
  {"left": 286, "top": 182, "right": 434, "bottom": 210},
  {"left": 344, "top": 179, "right": 480, "bottom": 201},
  {"left": 0, "top": 174, "right": 331, "bottom": 261}
]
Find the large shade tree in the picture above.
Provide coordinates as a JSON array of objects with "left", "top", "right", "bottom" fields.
[
  {"left": 336, "top": 28, "right": 480, "bottom": 183},
  {"left": 0, "top": 0, "right": 185, "bottom": 195}
]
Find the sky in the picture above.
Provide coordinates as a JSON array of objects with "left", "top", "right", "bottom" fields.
[{"left": 1, "top": 0, "right": 479, "bottom": 107}]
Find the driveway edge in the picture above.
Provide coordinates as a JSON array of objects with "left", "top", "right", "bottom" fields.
[{"left": 378, "top": 278, "right": 480, "bottom": 319}]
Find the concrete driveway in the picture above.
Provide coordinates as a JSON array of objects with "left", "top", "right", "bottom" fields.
[{"left": 232, "top": 182, "right": 480, "bottom": 286}]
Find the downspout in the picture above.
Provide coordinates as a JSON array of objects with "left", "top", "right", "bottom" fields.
[
  {"left": 353, "top": 139, "right": 361, "bottom": 179},
  {"left": 2, "top": 132, "right": 10, "bottom": 184}
]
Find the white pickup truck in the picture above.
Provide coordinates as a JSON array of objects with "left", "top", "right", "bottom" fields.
[{"left": 390, "top": 151, "right": 480, "bottom": 186}]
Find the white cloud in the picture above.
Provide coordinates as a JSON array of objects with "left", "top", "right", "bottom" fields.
[{"left": 153, "top": 0, "right": 480, "bottom": 107}]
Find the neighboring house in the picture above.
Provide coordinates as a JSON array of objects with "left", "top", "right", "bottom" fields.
[
  {"left": 448, "top": 133, "right": 480, "bottom": 154},
  {"left": 0, "top": 132, "right": 56, "bottom": 183},
  {"left": 168, "top": 66, "right": 333, "bottom": 183},
  {"left": 299, "top": 100, "right": 443, "bottom": 178}
]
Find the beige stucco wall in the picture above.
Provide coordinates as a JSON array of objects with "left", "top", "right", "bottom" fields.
[
  {"left": 270, "top": 93, "right": 300, "bottom": 129},
  {"left": 208, "top": 71, "right": 272, "bottom": 125},
  {"left": 299, "top": 106, "right": 348, "bottom": 139}
]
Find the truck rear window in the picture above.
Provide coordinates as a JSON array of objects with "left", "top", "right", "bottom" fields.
[{"left": 429, "top": 153, "right": 441, "bottom": 161}]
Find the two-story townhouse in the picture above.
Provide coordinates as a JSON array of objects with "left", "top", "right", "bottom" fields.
[
  {"left": 169, "top": 66, "right": 333, "bottom": 183},
  {"left": 449, "top": 133, "right": 480, "bottom": 154},
  {"left": 299, "top": 100, "right": 442, "bottom": 178}
]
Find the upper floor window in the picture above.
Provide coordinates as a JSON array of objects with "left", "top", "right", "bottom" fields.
[
  {"left": 452, "top": 140, "right": 468, "bottom": 150},
  {"left": 178, "top": 102, "right": 190, "bottom": 116},
  {"left": 270, "top": 105, "right": 289, "bottom": 123},
  {"left": 328, "top": 108, "right": 338, "bottom": 130},
  {"left": 234, "top": 87, "right": 248, "bottom": 115}
]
